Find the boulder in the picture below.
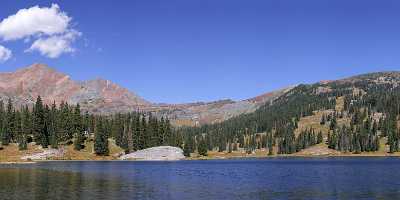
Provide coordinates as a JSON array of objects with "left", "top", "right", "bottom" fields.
[{"left": 119, "top": 146, "right": 185, "bottom": 161}]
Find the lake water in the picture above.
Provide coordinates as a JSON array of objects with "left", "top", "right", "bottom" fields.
[{"left": 1, "top": 158, "right": 400, "bottom": 200}]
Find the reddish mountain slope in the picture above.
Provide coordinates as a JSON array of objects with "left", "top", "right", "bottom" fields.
[
  {"left": 0, "top": 63, "right": 80, "bottom": 106},
  {"left": 0, "top": 64, "right": 289, "bottom": 126}
]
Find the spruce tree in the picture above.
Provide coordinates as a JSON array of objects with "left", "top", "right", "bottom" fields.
[
  {"left": 197, "top": 138, "right": 208, "bottom": 156},
  {"left": 320, "top": 114, "right": 326, "bottom": 125},
  {"left": 317, "top": 131, "right": 323, "bottom": 144},
  {"left": 73, "top": 104, "right": 85, "bottom": 150},
  {"left": 15, "top": 110, "right": 27, "bottom": 150},
  {"left": 1, "top": 116, "right": 10, "bottom": 145},
  {"left": 94, "top": 118, "right": 109, "bottom": 155},
  {"left": 329, "top": 115, "right": 337, "bottom": 130},
  {"left": 268, "top": 143, "right": 273, "bottom": 155},
  {"left": 6, "top": 99, "right": 15, "bottom": 142},
  {"left": 33, "top": 96, "right": 47, "bottom": 147},
  {"left": 1, "top": 99, "right": 13, "bottom": 145},
  {"left": 48, "top": 102, "right": 58, "bottom": 149},
  {"left": 183, "top": 136, "right": 194, "bottom": 157}
]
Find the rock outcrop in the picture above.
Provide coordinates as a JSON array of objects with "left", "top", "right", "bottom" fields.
[
  {"left": 119, "top": 146, "right": 185, "bottom": 161},
  {"left": 21, "top": 148, "right": 64, "bottom": 160}
]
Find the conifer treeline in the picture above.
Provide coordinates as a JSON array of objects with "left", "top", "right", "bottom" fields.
[
  {"left": 181, "top": 76, "right": 400, "bottom": 156},
  {"left": 3, "top": 74, "right": 400, "bottom": 157},
  {"left": 327, "top": 80, "right": 400, "bottom": 153},
  {"left": 326, "top": 109, "right": 380, "bottom": 153},
  {"left": 180, "top": 84, "right": 335, "bottom": 156},
  {"left": 110, "top": 112, "right": 183, "bottom": 153},
  {"left": 0, "top": 96, "right": 180, "bottom": 155}
]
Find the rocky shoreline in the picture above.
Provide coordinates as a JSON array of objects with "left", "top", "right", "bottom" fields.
[{"left": 3, "top": 144, "right": 400, "bottom": 164}]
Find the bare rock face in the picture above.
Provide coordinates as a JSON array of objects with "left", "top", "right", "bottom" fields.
[
  {"left": 0, "top": 63, "right": 80, "bottom": 106},
  {"left": 119, "top": 146, "right": 185, "bottom": 161},
  {"left": 159, "top": 87, "right": 293, "bottom": 126},
  {"left": 0, "top": 63, "right": 150, "bottom": 112},
  {"left": 0, "top": 63, "right": 290, "bottom": 126},
  {"left": 21, "top": 148, "right": 65, "bottom": 160},
  {"left": 72, "top": 79, "right": 150, "bottom": 113}
]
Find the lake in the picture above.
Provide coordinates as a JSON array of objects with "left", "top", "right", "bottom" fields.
[{"left": 1, "top": 158, "right": 400, "bottom": 200}]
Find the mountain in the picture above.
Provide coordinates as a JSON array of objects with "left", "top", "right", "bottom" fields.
[
  {"left": 3, "top": 64, "right": 400, "bottom": 157},
  {"left": 182, "top": 70, "right": 400, "bottom": 156},
  {"left": 0, "top": 63, "right": 289, "bottom": 126},
  {"left": 0, "top": 63, "right": 150, "bottom": 110}
]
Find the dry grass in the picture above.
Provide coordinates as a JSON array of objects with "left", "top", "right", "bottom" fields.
[
  {"left": 295, "top": 110, "right": 330, "bottom": 137},
  {"left": 293, "top": 143, "right": 340, "bottom": 156},
  {"left": 0, "top": 139, "right": 125, "bottom": 163},
  {"left": 0, "top": 143, "right": 43, "bottom": 162},
  {"left": 189, "top": 139, "right": 400, "bottom": 159},
  {"left": 171, "top": 119, "right": 196, "bottom": 127},
  {"left": 295, "top": 97, "right": 350, "bottom": 138},
  {"left": 335, "top": 96, "right": 344, "bottom": 111},
  {"left": 55, "top": 139, "right": 124, "bottom": 161},
  {"left": 188, "top": 148, "right": 275, "bottom": 160}
]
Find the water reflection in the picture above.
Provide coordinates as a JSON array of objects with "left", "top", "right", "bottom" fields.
[
  {"left": 0, "top": 166, "right": 157, "bottom": 200},
  {"left": 1, "top": 159, "right": 400, "bottom": 200}
]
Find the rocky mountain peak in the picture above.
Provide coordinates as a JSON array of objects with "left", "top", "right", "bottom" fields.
[
  {"left": 0, "top": 63, "right": 292, "bottom": 126},
  {"left": 0, "top": 64, "right": 149, "bottom": 110}
]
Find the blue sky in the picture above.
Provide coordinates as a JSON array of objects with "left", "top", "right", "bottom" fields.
[{"left": 0, "top": 0, "right": 399, "bottom": 103}]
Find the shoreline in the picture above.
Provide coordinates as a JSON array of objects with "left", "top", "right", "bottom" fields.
[
  {"left": 3, "top": 153, "right": 400, "bottom": 164},
  {"left": 0, "top": 161, "right": 36, "bottom": 164}
]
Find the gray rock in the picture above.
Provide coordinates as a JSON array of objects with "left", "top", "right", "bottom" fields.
[
  {"left": 21, "top": 148, "right": 64, "bottom": 160},
  {"left": 119, "top": 146, "right": 185, "bottom": 161}
]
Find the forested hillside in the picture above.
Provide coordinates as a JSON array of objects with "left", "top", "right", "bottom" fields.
[
  {"left": 181, "top": 72, "right": 400, "bottom": 157},
  {"left": 0, "top": 96, "right": 181, "bottom": 156},
  {"left": 2, "top": 72, "right": 400, "bottom": 159}
]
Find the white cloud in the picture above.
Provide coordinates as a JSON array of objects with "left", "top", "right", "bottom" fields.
[
  {"left": 0, "top": 4, "right": 81, "bottom": 58},
  {"left": 0, "top": 45, "right": 12, "bottom": 62},
  {"left": 26, "top": 30, "right": 80, "bottom": 58},
  {"left": 0, "top": 4, "right": 70, "bottom": 41}
]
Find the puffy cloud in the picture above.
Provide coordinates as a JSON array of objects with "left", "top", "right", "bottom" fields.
[
  {"left": 0, "top": 45, "right": 12, "bottom": 62},
  {"left": 0, "top": 4, "right": 70, "bottom": 41},
  {"left": 26, "top": 30, "right": 80, "bottom": 58},
  {"left": 0, "top": 4, "right": 80, "bottom": 58}
]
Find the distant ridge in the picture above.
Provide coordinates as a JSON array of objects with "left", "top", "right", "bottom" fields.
[
  {"left": 4, "top": 64, "right": 398, "bottom": 126},
  {"left": 0, "top": 63, "right": 295, "bottom": 125}
]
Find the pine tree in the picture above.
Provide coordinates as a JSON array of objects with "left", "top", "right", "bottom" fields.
[
  {"left": 320, "top": 114, "right": 326, "bottom": 125},
  {"left": 317, "top": 131, "right": 323, "bottom": 144},
  {"left": 268, "top": 143, "right": 273, "bottom": 155},
  {"left": 83, "top": 111, "right": 90, "bottom": 133},
  {"left": 1, "top": 99, "right": 13, "bottom": 145},
  {"left": 33, "top": 96, "right": 48, "bottom": 147},
  {"left": 1, "top": 114, "right": 10, "bottom": 145},
  {"left": 197, "top": 138, "right": 208, "bottom": 156},
  {"left": 267, "top": 132, "right": 274, "bottom": 155},
  {"left": 111, "top": 114, "right": 123, "bottom": 147},
  {"left": 141, "top": 115, "right": 148, "bottom": 149},
  {"left": 73, "top": 104, "right": 85, "bottom": 150},
  {"left": 183, "top": 136, "right": 194, "bottom": 157},
  {"left": 330, "top": 115, "right": 337, "bottom": 130},
  {"left": 228, "top": 140, "right": 232, "bottom": 153},
  {"left": 94, "top": 118, "right": 109, "bottom": 155},
  {"left": 6, "top": 99, "right": 15, "bottom": 142},
  {"left": 48, "top": 102, "right": 58, "bottom": 149},
  {"left": 15, "top": 110, "right": 27, "bottom": 150},
  {"left": 18, "top": 134, "right": 27, "bottom": 150}
]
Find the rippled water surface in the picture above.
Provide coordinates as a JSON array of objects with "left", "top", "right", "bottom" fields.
[{"left": 1, "top": 158, "right": 400, "bottom": 200}]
